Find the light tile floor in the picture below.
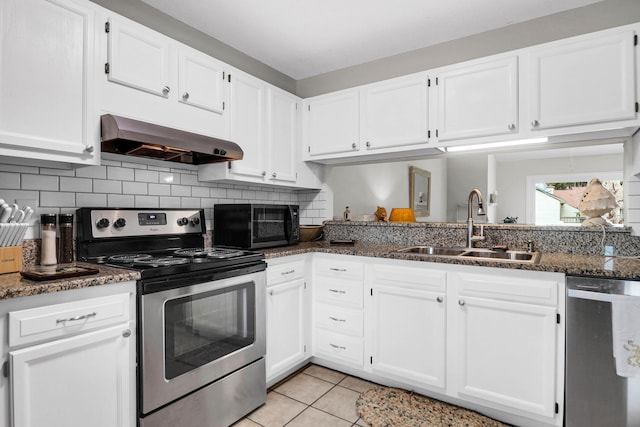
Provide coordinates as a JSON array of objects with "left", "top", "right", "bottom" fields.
[{"left": 233, "top": 364, "right": 376, "bottom": 427}]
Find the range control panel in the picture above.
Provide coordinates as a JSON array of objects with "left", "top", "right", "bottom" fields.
[{"left": 86, "top": 209, "right": 204, "bottom": 238}]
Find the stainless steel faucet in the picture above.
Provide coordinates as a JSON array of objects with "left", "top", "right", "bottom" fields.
[{"left": 467, "top": 188, "right": 486, "bottom": 248}]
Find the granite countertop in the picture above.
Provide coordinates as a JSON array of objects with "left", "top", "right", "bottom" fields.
[
  {"left": 0, "top": 262, "right": 140, "bottom": 300},
  {"left": 262, "top": 241, "right": 640, "bottom": 280}
]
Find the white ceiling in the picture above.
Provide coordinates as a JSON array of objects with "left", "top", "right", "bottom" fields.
[{"left": 140, "top": 0, "right": 602, "bottom": 80}]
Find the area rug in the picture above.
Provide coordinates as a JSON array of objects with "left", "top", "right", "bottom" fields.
[{"left": 355, "top": 386, "right": 508, "bottom": 427}]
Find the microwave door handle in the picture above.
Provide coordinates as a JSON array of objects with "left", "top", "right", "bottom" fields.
[{"left": 285, "top": 206, "right": 293, "bottom": 241}]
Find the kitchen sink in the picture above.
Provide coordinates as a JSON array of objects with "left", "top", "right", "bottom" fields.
[{"left": 395, "top": 246, "right": 541, "bottom": 264}]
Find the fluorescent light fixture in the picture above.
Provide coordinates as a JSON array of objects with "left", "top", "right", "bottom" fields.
[{"left": 442, "top": 137, "right": 549, "bottom": 153}]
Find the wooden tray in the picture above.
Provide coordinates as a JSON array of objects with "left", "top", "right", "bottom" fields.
[{"left": 20, "top": 266, "right": 99, "bottom": 281}]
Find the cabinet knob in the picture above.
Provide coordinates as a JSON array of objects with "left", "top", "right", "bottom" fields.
[
  {"left": 182, "top": 92, "right": 189, "bottom": 100},
  {"left": 458, "top": 299, "right": 466, "bottom": 306},
  {"left": 122, "top": 329, "right": 132, "bottom": 338},
  {"left": 351, "top": 143, "right": 357, "bottom": 149},
  {"left": 261, "top": 171, "right": 266, "bottom": 177},
  {"left": 531, "top": 119, "right": 540, "bottom": 128},
  {"left": 84, "top": 145, "right": 94, "bottom": 153},
  {"left": 508, "top": 123, "right": 516, "bottom": 131},
  {"left": 436, "top": 296, "right": 443, "bottom": 303},
  {"left": 366, "top": 141, "right": 371, "bottom": 148},
  {"left": 269, "top": 290, "right": 273, "bottom": 296},
  {"left": 272, "top": 172, "right": 277, "bottom": 178},
  {"left": 163, "top": 85, "right": 171, "bottom": 94}
]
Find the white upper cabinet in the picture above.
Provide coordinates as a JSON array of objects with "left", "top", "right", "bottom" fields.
[
  {"left": 304, "top": 89, "right": 360, "bottom": 158},
  {"left": 227, "top": 69, "right": 267, "bottom": 179},
  {"left": 0, "top": 0, "right": 98, "bottom": 166},
  {"left": 106, "top": 17, "right": 171, "bottom": 97},
  {"left": 361, "top": 74, "right": 429, "bottom": 150},
  {"left": 268, "top": 88, "right": 299, "bottom": 183},
  {"left": 527, "top": 29, "right": 637, "bottom": 132},
  {"left": 436, "top": 57, "right": 519, "bottom": 142},
  {"left": 178, "top": 46, "right": 226, "bottom": 114},
  {"left": 100, "top": 12, "right": 229, "bottom": 140}
]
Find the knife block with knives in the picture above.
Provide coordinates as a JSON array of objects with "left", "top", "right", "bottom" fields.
[{"left": 0, "top": 200, "right": 33, "bottom": 274}]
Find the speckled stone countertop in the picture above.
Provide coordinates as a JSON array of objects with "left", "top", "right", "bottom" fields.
[
  {"left": 0, "top": 263, "right": 140, "bottom": 300},
  {"left": 262, "top": 241, "right": 640, "bottom": 280}
]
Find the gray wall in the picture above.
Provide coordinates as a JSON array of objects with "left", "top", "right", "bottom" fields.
[{"left": 297, "top": 0, "right": 640, "bottom": 97}]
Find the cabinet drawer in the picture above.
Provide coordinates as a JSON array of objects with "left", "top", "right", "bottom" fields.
[
  {"left": 267, "top": 259, "right": 305, "bottom": 286},
  {"left": 368, "top": 263, "right": 446, "bottom": 292},
  {"left": 315, "top": 303, "right": 363, "bottom": 336},
  {"left": 456, "top": 273, "right": 558, "bottom": 306},
  {"left": 315, "top": 278, "right": 363, "bottom": 308},
  {"left": 314, "top": 258, "right": 364, "bottom": 281},
  {"left": 9, "top": 293, "right": 131, "bottom": 347},
  {"left": 314, "top": 329, "right": 363, "bottom": 366}
]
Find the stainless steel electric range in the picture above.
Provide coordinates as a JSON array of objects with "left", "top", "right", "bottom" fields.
[{"left": 76, "top": 208, "right": 267, "bottom": 427}]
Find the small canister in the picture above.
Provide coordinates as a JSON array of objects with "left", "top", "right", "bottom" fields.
[
  {"left": 40, "top": 214, "right": 57, "bottom": 266},
  {"left": 58, "top": 213, "right": 74, "bottom": 263}
]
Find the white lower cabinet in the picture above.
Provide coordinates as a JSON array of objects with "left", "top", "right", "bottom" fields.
[
  {"left": 266, "top": 256, "right": 309, "bottom": 384},
  {"left": 366, "top": 262, "right": 446, "bottom": 389},
  {"left": 451, "top": 270, "right": 560, "bottom": 420},
  {"left": 10, "top": 324, "right": 132, "bottom": 427},
  {"left": 0, "top": 282, "right": 136, "bottom": 427}
]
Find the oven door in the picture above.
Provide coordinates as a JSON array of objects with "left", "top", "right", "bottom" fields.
[{"left": 139, "top": 269, "right": 266, "bottom": 415}]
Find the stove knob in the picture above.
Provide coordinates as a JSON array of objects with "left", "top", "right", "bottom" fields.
[
  {"left": 96, "top": 218, "right": 110, "bottom": 229},
  {"left": 177, "top": 217, "right": 189, "bottom": 226},
  {"left": 190, "top": 217, "right": 200, "bottom": 226},
  {"left": 114, "top": 218, "right": 126, "bottom": 229}
]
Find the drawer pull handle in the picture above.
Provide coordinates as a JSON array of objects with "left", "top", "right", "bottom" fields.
[
  {"left": 329, "top": 268, "right": 347, "bottom": 272},
  {"left": 329, "top": 289, "right": 346, "bottom": 294},
  {"left": 329, "top": 343, "right": 346, "bottom": 350},
  {"left": 281, "top": 269, "right": 295, "bottom": 276},
  {"left": 57, "top": 312, "right": 97, "bottom": 324},
  {"left": 329, "top": 316, "right": 346, "bottom": 322}
]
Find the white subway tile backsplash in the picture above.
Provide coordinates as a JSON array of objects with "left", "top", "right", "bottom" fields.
[
  {"left": 41, "top": 192, "right": 75, "bottom": 207},
  {"left": 171, "top": 185, "right": 191, "bottom": 197},
  {"left": 94, "top": 180, "right": 122, "bottom": 194},
  {"left": 123, "top": 182, "right": 148, "bottom": 195},
  {"left": 135, "top": 195, "right": 159, "bottom": 208},
  {"left": 76, "top": 193, "right": 107, "bottom": 207},
  {"left": 22, "top": 174, "right": 58, "bottom": 191},
  {"left": 60, "top": 177, "right": 92, "bottom": 193},
  {"left": 108, "top": 194, "right": 134, "bottom": 207},
  {"left": 0, "top": 172, "right": 20, "bottom": 189},
  {"left": 75, "top": 165, "right": 107, "bottom": 179},
  {"left": 148, "top": 183, "right": 171, "bottom": 196},
  {"left": 108, "top": 166, "right": 135, "bottom": 181},
  {"left": 159, "top": 196, "right": 181, "bottom": 208},
  {"left": 0, "top": 157, "right": 326, "bottom": 231},
  {"left": 135, "top": 169, "right": 159, "bottom": 183}
]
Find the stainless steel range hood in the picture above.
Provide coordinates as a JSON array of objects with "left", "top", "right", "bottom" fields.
[{"left": 100, "top": 114, "right": 243, "bottom": 165}]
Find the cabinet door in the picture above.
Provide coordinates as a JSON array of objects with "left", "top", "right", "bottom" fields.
[
  {"left": 266, "top": 279, "right": 306, "bottom": 381},
  {"left": 228, "top": 70, "right": 267, "bottom": 178},
  {"left": 10, "top": 323, "right": 133, "bottom": 427},
  {"left": 456, "top": 295, "right": 557, "bottom": 417},
  {"left": 268, "top": 88, "right": 298, "bottom": 183},
  {"left": 361, "top": 74, "right": 429, "bottom": 150},
  {"left": 369, "top": 284, "right": 446, "bottom": 388},
  {"left": 0, "top": 0, "right": 98, "bottom": 164},
  {"left": 528, "top": 30, "right": 637, "bottom": 131},
  {"left": 107, "top": 17, "right": 171, "bottom": 97},
  {"left": 437, "top": 57, "right": 518, "bottom": 141},
  {"left": 304, "top": 90, "right": 360, "bottom": 157},
  {"left": 178, "top": 46, "right": 225, "bottom": 114}
]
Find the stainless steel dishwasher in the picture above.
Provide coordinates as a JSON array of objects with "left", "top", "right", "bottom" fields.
[{"left": 566, "top": 276, "right": 640, "bottom": 427}]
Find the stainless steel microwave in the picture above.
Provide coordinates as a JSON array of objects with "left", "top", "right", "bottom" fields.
[{"left": 213, "top": 204, "right": 299, "bottom": 249}]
